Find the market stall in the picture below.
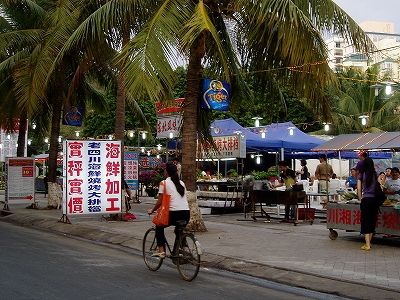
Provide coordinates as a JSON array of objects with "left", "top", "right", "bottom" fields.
[{"left": 313, "top": 132, "right": 400, "bottom": 239}]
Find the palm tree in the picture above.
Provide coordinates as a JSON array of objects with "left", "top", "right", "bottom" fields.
[{"left": 331, "top": 67, "right": 400, "bottom": 133}]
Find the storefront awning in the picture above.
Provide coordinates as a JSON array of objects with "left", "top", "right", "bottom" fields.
[{"left": 312, "top": 132, "right": 400, "bottom": 151}]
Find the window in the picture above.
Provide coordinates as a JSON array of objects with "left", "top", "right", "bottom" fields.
[
  {"left": 335, "top": 42, "right": 341, "bottom": 48},
  {"left": 335, "top": 58, "right": 343, "bottom": 64}
]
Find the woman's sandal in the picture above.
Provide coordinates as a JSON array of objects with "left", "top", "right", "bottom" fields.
[{"left": 361, "top": 245, "right": 371, "bottom": 251}]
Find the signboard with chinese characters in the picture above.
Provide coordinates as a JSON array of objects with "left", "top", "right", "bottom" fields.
[
  {"left": 63, "top": 140, "right": 122, "bottom": 215},
  {"left": 139, "top": 156, "right": 162, "bottom": 169},
  {"left": 5, "top": 157, "right": 35, "bottom": 204},
  {"left": 327, "top": 203, "right": 400, "bottom": 235},
  {"left": 201, "top": 79, "right": 230, "bottom": 111},
  {"left": 124, "top": 151, "right": 139, "bottom": 190},
  {"left": 156, "top": 114, "right": 182, "bottom": 139},
  {"left": 155, "top": 98, "right": 183, "bottom": 139},
  {"left": 199, "top": 135, "right": 246, "bottom": 159}
]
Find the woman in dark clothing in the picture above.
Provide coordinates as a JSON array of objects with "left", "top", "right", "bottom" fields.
[
  {"left": 357, "top": 157, "right": 379, "bottom": 251},
  {"left": 299, "top": 159, "right": 309, "bottom": 180}
]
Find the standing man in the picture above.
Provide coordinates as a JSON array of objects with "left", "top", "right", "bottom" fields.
[
  {"left": 384, "top": 167, "right": 400, "bottom": 202},
  {"left": 275, "top": 161, "right": 297, "bottom": 221},
  {"left": 172, "top": 157, "right": 182, "bottom": 180},
  {"left": 315, "top": 154, "right": 334, "bottom": 206}
]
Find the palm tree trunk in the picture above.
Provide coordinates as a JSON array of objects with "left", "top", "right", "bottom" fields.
[
  {"left": 16, "top": 111, "right": 27, "bottom": 157},
  {"left": 182, "top": 33, "right": 207, "bottom": 232},
  {"left": 114, "top": 27, "right": 130, "bottom": 141},
  {"left": 115, "top": 74, "right": 126, "bottom": 140},
  {"left": 47, "top": 94, "right": 63, "bottom": 208}
]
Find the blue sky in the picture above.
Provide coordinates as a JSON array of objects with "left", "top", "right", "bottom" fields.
[{"left": 334, "top": 0, "right": 400, "bottom": 33}]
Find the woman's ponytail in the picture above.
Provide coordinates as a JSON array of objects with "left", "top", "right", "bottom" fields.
[{"left": 166, "top": 162, "right": 185, "bottom": 197}]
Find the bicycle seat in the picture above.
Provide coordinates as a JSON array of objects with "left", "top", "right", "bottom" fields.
[{"left": 176, "top": 220, "right": 188, "bottom": 227}]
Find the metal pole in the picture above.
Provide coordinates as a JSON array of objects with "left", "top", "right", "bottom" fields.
[{"left": 280, "top": 148, "right": 284, "bottom": 160}]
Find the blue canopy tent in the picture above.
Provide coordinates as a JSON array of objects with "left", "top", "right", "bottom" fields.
[
  {"left": 249, "top": 122, "right": 324, "bottom": 152},
  {"left": 210, "top": 118, "right": 283, "bottom": 151}
]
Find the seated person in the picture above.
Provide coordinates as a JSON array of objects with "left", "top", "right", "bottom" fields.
[
  {"left": 384, "top": 167, "right": 400, "bottom": 202},
  {"left": 345, "top": 168, "right": 357, "bottom": 190},
  {"left": 274, "top": 161, "right": 297, "bottom": 221}
]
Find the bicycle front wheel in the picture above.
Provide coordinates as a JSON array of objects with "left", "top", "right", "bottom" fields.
[
  {"left": 142, "top": 228, "right": 163, "bottom": 271},
  {"left": 177, "top": 233, "right": 201, "bottom": 281}
]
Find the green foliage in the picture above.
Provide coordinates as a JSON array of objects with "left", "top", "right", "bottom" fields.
[
  {"left": 227, "top": 168, "right": 238, "bottom": 177},
  {"left": 250, "top": 170, "right": 269, "bottom": 180}
]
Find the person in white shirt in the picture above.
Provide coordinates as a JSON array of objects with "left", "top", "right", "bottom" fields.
[
  {"left": 147, "top": 162, "right": 190, "bottom": 257},
  {"left": 384, "top": 167, "right": 400, "bottom": 201}
]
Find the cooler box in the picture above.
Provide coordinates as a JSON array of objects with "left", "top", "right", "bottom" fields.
[{"left": 298, "top": 208, "right": 315, "bottom": 220}]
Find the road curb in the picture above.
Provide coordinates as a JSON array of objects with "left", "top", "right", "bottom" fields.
[{"left": 1, "top": 213, "right": 400, "bottom": 300}]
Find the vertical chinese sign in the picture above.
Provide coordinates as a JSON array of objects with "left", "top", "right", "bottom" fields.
[
  {"left": 124, "top": 151, "right": 139, "bottom": 190},
  {"left": 5, "top": 157, "right": 35, "bottom": 209},
  {"left": 63, "top": 140, "right": 122, "bottom": 216}
]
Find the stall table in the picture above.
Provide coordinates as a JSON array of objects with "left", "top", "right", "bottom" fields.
[
  {"left": 327, "top": 202, "right": 400, "bottom": 239},
  {"left": 250, "top": 190, "right": 312, "bottom": 225},
  {"left": 196, "top": 180, "right": 243, "bottom": 212}
]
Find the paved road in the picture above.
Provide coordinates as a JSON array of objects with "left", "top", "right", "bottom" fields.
[{"left": 0, "top": 222, "right": 348, "bottom": 300}]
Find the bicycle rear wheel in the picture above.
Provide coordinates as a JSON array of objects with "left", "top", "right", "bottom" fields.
[
  {"left": 177, "top": 233, "right": 200, "bottom": 281},
  {"left": 142, "top": 228, "right": 163, "bottom": 271}
]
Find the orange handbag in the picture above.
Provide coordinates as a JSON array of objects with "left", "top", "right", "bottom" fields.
[{"left": 152, "top": 180, "right": 171, "bottom": 226}]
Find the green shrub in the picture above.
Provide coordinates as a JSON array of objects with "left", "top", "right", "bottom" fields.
[{"left": 250, "top": 170, "right": 269, "bottom": 180}]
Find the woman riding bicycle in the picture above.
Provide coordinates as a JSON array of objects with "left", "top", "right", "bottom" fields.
[{"left": 147, "top": 162, "right": 190, "bottom": 258}]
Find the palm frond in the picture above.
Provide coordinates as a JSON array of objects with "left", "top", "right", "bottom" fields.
[{"left": 117, "top": 0, "right": 193, "bottom": 102}]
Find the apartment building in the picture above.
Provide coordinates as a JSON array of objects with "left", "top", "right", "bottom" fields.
[{"left": 326, "top": 21, "right": 400, "bottom": 80}]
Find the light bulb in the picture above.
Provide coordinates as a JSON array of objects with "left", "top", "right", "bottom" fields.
[
  {"left": 157, "top": 144, "right": 162, "bottom": 151},
  {"left": 250, "top": 154, "right": 255, "bottom": 159},
  {"left": 361, "top": 117, "right": 367, "bottom": 126},
  {"left": 32, "top": 122, "right": 36, "bottom": 130},
  {"left": 58, "top": 136, "right": 62, "bottom": 143},
  {"left": 141, "top": 147, "right": 145, "bottom": 153},
  {"left": 324, "top": 124, "right": 330, "bottom": 132},
  {"left": 28, "top": 139, "right": 32, "bottom": 145},
  {"left": 385, "top": 85, "right": 392, "bottom": 95},
  {"left": 289, "top": 128, "right": 294, "bottom": 136},
  {"left": 156, "top": 154, "right": 160, "bottom": 159},
  {"left": 44, "top": 137, "right": 49, "bottom": 143},
  {"left": 255, "top": 119, "right": 260, "bottom": 128},
  {"left": 169, "top": 132, "right": 174, "bottom": 139},
  {"left": 256, "top": 156, "right": 261, "bottom": 164},
  {"left": 147, "top": 151, "right": 150, "bottom": 156},
  {"left": 75, "top": 131, "right": 80, "bottom": 137},
  {"left": 261, "top": 132, "right": 266, "bottom": 139},
  {"left": 129, "top": 130, "right": 134, "bottom": 138},
  {"left": 142, "top": 132, "right": 147, "bottom": 140}
]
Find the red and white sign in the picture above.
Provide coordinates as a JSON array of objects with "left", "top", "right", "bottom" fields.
[
  {"left": 63, "top": 140, "right": 122, "bottom": 215},
  {"left": 327, "top": 203, "right": 400, "bottom": 235},
  {"left": 199, "top": 135, "right": 246, "bottom": 159},
  {"left": 156, "top": 114, "right": 182, "bottom": 139},
  {"left": 156, "top": 98, "right": 184, "bottom": 116},
  {"left": 5, "top": 157, "right": 35, "bottom": 203}
]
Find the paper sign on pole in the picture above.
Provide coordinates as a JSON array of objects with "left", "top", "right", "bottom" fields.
[
  {"left": 64, "top": 140, "right": 122, "bottom": 215},
  {"left": 5, "top": 157, "right": 35, "bottom": 205},
  {"left": 124, "top": 151, "right": 139, "bottom": 190}
]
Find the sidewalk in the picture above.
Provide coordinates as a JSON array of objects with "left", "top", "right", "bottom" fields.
[{"left": 1, "top": 194, "right": 400, "bottom": 300}]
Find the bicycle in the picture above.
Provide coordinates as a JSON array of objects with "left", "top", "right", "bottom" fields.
[{"left": 142, "top": 220, "right": 202, "bottom": 281}]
